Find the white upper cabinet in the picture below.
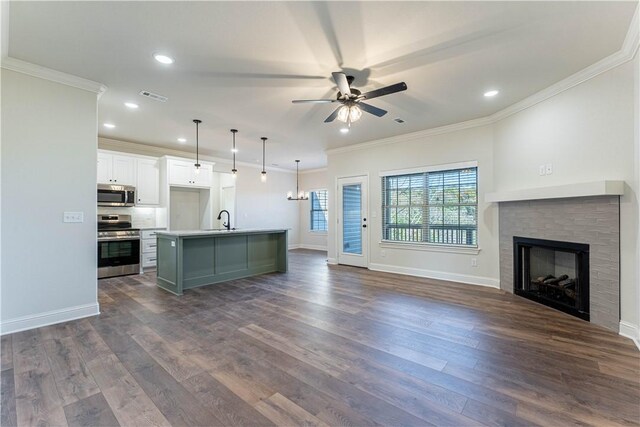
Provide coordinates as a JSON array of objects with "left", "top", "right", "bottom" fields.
[
  {"left": 167, "top": 159, "right": 212, "bottom": 188},
  {"left": 97, "top": 152, "right": 135, "bottom": 185},
  {"left": 97, "top": 152, "right": 113, "bottom": 184},
  {"left": 136, "top": 158, "right": 160, "bottom": 205}
]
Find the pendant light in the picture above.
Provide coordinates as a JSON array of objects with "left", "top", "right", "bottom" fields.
[
  {"left": 193, "top": 119, "right": 202, "bottom": 174},
  {"left": 230, "top": 129, "right": 238, "bottom": 176},
  {"left": 260, "top": 137, "right": 267, "bottom": 183},
  {"left": 287, "top": 160, "right": 309, "bottom": 200}
]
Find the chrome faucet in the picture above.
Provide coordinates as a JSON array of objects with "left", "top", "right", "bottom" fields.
[{"left": 217, "top": 210, "right": 231, "bottom": 231}]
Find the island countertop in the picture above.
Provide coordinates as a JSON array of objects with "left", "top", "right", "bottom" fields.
[
  {"left": 155, "top": 228, "right": 288, "bottom": 295},
  {"left": 156, "top": 228, "right": 289, "bottom": 237}
]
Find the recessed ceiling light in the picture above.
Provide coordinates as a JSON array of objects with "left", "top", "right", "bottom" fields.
[
  {"left": 177, "top": 138, "right": 186, "bottom": 143},
  {"left": 103, "top": 123, "right": 115, "bottom": 129},
  {"left": 484, "top": 90, "right": 499, "bottom": 97},
  {"left": 124, "top": 102, "right": 139, "bottom": 109},
  {"left": 232, "top": 148, "right": 239, "bottom": 153},
  {"left": 340, "top": 128, "right": 349, "bottom": 134},
  {"left": 153, "top": 53, "right": 174, "bottom": 65}
]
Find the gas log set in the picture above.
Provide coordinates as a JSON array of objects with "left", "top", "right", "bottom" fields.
[{"left": 531, "top": 274, "right": 576, "bottom": 300}]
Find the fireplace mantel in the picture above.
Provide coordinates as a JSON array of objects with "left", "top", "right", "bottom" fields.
[{"left": 485, "top": 180, "right": 624, "bottom": 203}]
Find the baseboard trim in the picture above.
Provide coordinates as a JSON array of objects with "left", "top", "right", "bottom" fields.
[
  {"left": 619, "top": 321, "right": 640, "bottom": 350},
  {"left": 299, "top": 244, "right": 328, "bottom": 251},
  {"left": 0, "top": 303, "right": 100, "bottom": 335},
  {"left": 369, "top": 262, "right": 500, "bottom": 289},
  {"left": 327, "top": 258, "right": 338, "bottom": 265},
  {"left": 288, "top": 244, "right": 300, "bottom": 250}
]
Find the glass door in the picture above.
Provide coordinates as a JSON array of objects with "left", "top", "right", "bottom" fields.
[{"left": 337, "top": 176, "right": 368, "bottom": 267}]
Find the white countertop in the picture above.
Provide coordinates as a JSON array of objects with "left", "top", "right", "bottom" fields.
[{"left": 156, "top": 228, "right": 289, "bottom": 237}]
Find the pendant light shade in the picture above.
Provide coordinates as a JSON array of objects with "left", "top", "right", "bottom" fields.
[
  {"left": 193, "top": 119, "right": 202, "bottom": 174},
  {"left": 230, "top": 129, "right": 238, "bottom": 176},
  {"left": 260, "top": 137, "right": 267, "bottom": 183},
  {"left": 287, "top": 160, "right": 308, "bottom": 200}
]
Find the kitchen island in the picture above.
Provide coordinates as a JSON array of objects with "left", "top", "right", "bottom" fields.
[{"left": 155, "top": 229, "right": 288, "bottom": 295}]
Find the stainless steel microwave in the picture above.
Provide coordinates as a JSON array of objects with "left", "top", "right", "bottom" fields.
[{"left": 98, "top": 184, "right": 135, "bottom": 207}]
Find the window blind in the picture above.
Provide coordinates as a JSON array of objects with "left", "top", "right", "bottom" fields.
[
  {"left": 381, "top": 167, "right": 478, "bottom": 246},
  {"left": 310, "top": 190, "right": 328, "bottom": 231}
]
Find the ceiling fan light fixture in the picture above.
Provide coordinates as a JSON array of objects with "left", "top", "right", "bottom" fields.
[
  {"left": 349, "top": 105, "right": 362, "bottom": 122},
  {"left": 337, "top": 106, "right": 350, "bottom": 123},
  {"left": 484, "top": 90, "right": 499, "bottom": 97}
]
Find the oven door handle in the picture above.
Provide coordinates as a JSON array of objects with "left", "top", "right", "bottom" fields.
[{"left": 98, "top": 237, "right": 140, "bottom": 242}]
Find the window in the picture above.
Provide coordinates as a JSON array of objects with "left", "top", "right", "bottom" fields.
[
  {"left": 310, "top": 190, "right": 328, "bottom": 232},
  {"left": 381, "top": 166, "right": 477, "bottom": 246}
]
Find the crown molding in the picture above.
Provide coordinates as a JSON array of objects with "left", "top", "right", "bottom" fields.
[
  {"left": 300, "top": 167, "right": 328, "bottom": 175},
  {"left": 326, "top": 116, "right": 493, "bottom": 155},
  {"left": 0, "top": 56, "right": 107, "bottom": 96},
  {"left": 327, "top": 6, "right": 639, "bottom": 157},
  {"left": 98, "top": 137, "right": 296, "bottom": 174}
]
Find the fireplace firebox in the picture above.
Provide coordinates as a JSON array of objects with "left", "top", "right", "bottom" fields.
[{"left": 513, "top": 236, "right": 589, "bottom": 321}]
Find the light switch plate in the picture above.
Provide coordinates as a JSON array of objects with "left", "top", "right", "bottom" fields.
[
  {"left": 545, "top": 163, "right": 553, "bottom": 175},
  {"left": 63, "top": 212, "right": 84, "bottom": 223},
  {"left": 538, "top": 165, "right": 546, "bottom": 176}
]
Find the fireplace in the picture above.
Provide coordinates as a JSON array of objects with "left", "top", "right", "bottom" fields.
[{"left": 513, "top": 236, "right": 590, "bottom": 321}]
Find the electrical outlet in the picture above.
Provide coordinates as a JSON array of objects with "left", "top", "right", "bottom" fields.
[
  {"left": 380, "top": 250, "right": 386, "bottom": 258},
  {"left": 538, "top": 165, "right": 546, "bottom": 176},
  {"left": 471, "top": 258, "right": 478, "bottom": 267},
  {"left": 63, "top": 212, "right": 84, "bottom": 223},
  {"left": 545, "top": 163, "right": 553, "bottom": 175}
]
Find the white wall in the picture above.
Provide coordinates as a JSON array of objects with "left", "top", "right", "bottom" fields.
[
  {"left": 1, "top": 69, "right": 100, "bottom": 334},
  {"left": 298, "top": 169, "right": 328, "bottom": 251},
  {"left": 634, "top": 48, "right": 640, "bottom": 343},
  {"left": 327, "top": 125, "right": 500, "bottom": 287},
  {"left": 215, "top": 159, "right": 301, "bottom": 248},
  {"left": 493, "top": 59, "right": 638, "bottom": 328}
]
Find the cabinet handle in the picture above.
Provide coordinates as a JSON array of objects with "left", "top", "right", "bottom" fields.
[
  {"left": 149, "top": 258, "right": 156, "bottom": 261},
  {"left": 149, "top": 244, "right": 157, "bottom": 248}
]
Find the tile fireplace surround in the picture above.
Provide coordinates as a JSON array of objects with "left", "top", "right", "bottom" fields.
[{"left": 498, "top": 195, "right": 620, "bottom": 331}]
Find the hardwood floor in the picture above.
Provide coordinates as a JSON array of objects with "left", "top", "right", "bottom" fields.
[{"left": 2, "top": 249, "right": 639, "bottom": 426}]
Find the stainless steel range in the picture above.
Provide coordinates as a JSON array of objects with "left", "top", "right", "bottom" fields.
[{"left": 97, "top": 214, "right": 140, "bottom": 279}]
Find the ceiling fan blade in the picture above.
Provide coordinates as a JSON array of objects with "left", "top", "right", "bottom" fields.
[
  {"left": 292, "top": 99, "right": 337, "bottom": 104},
  {"left": 358, "top": 102, "right": 387, "bottom": 117},
  {"left": 332, "top": 72, "right": 351, "bottom": 96},
  {"left": 360, "top": 82, "right": 407, "bottom": 100},
  {"left": 324, "top": 106, "right": 343, "bottom": 123}
]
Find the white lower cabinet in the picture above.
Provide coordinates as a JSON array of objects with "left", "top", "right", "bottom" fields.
[{"left": 141, "top": 228, "right": 164, "bottom": 269}]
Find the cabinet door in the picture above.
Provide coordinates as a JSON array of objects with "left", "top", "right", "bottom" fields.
[
  {"left": 97, "top": 152, "right": 113, "bottom": 184},
  {"left": 136, "top": 158, "right": 159, "bottom": 205},
  {"left": 168, "top": 160, "right": 194, "bottom": 186},
  {"left": 112, "top": 155, "right": 136, "bottom": 185},
  {"left": 193, "top": 164, "right": 213, "bottom": 187}
]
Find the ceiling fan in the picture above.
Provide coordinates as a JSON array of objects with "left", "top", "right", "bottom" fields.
[{"left": 292, "top": 72, "right": 407, "bottom": 124}]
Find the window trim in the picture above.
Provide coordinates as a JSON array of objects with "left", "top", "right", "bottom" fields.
[
  {"left": 381, "top": 161, "right": 479, "bottom": 248},
  {"left": 309, "top": 188, "right": 328, "bottom": 233}
]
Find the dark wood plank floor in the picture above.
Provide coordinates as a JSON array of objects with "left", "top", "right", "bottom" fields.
[{"left": 2, "top": 249, "right": 639, "bottom": 426}]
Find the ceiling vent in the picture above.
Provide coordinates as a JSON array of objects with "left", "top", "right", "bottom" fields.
[
  {"left": 139, "top": 90, "right": 168, "bottom": 102},
  {"left": 394, "top": 118, "right": 405, "bottom": 124}
]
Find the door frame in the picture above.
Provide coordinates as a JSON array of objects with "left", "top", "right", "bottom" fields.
[{"left": 335, "top": 174, "right": 369, "bottom": 268}]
